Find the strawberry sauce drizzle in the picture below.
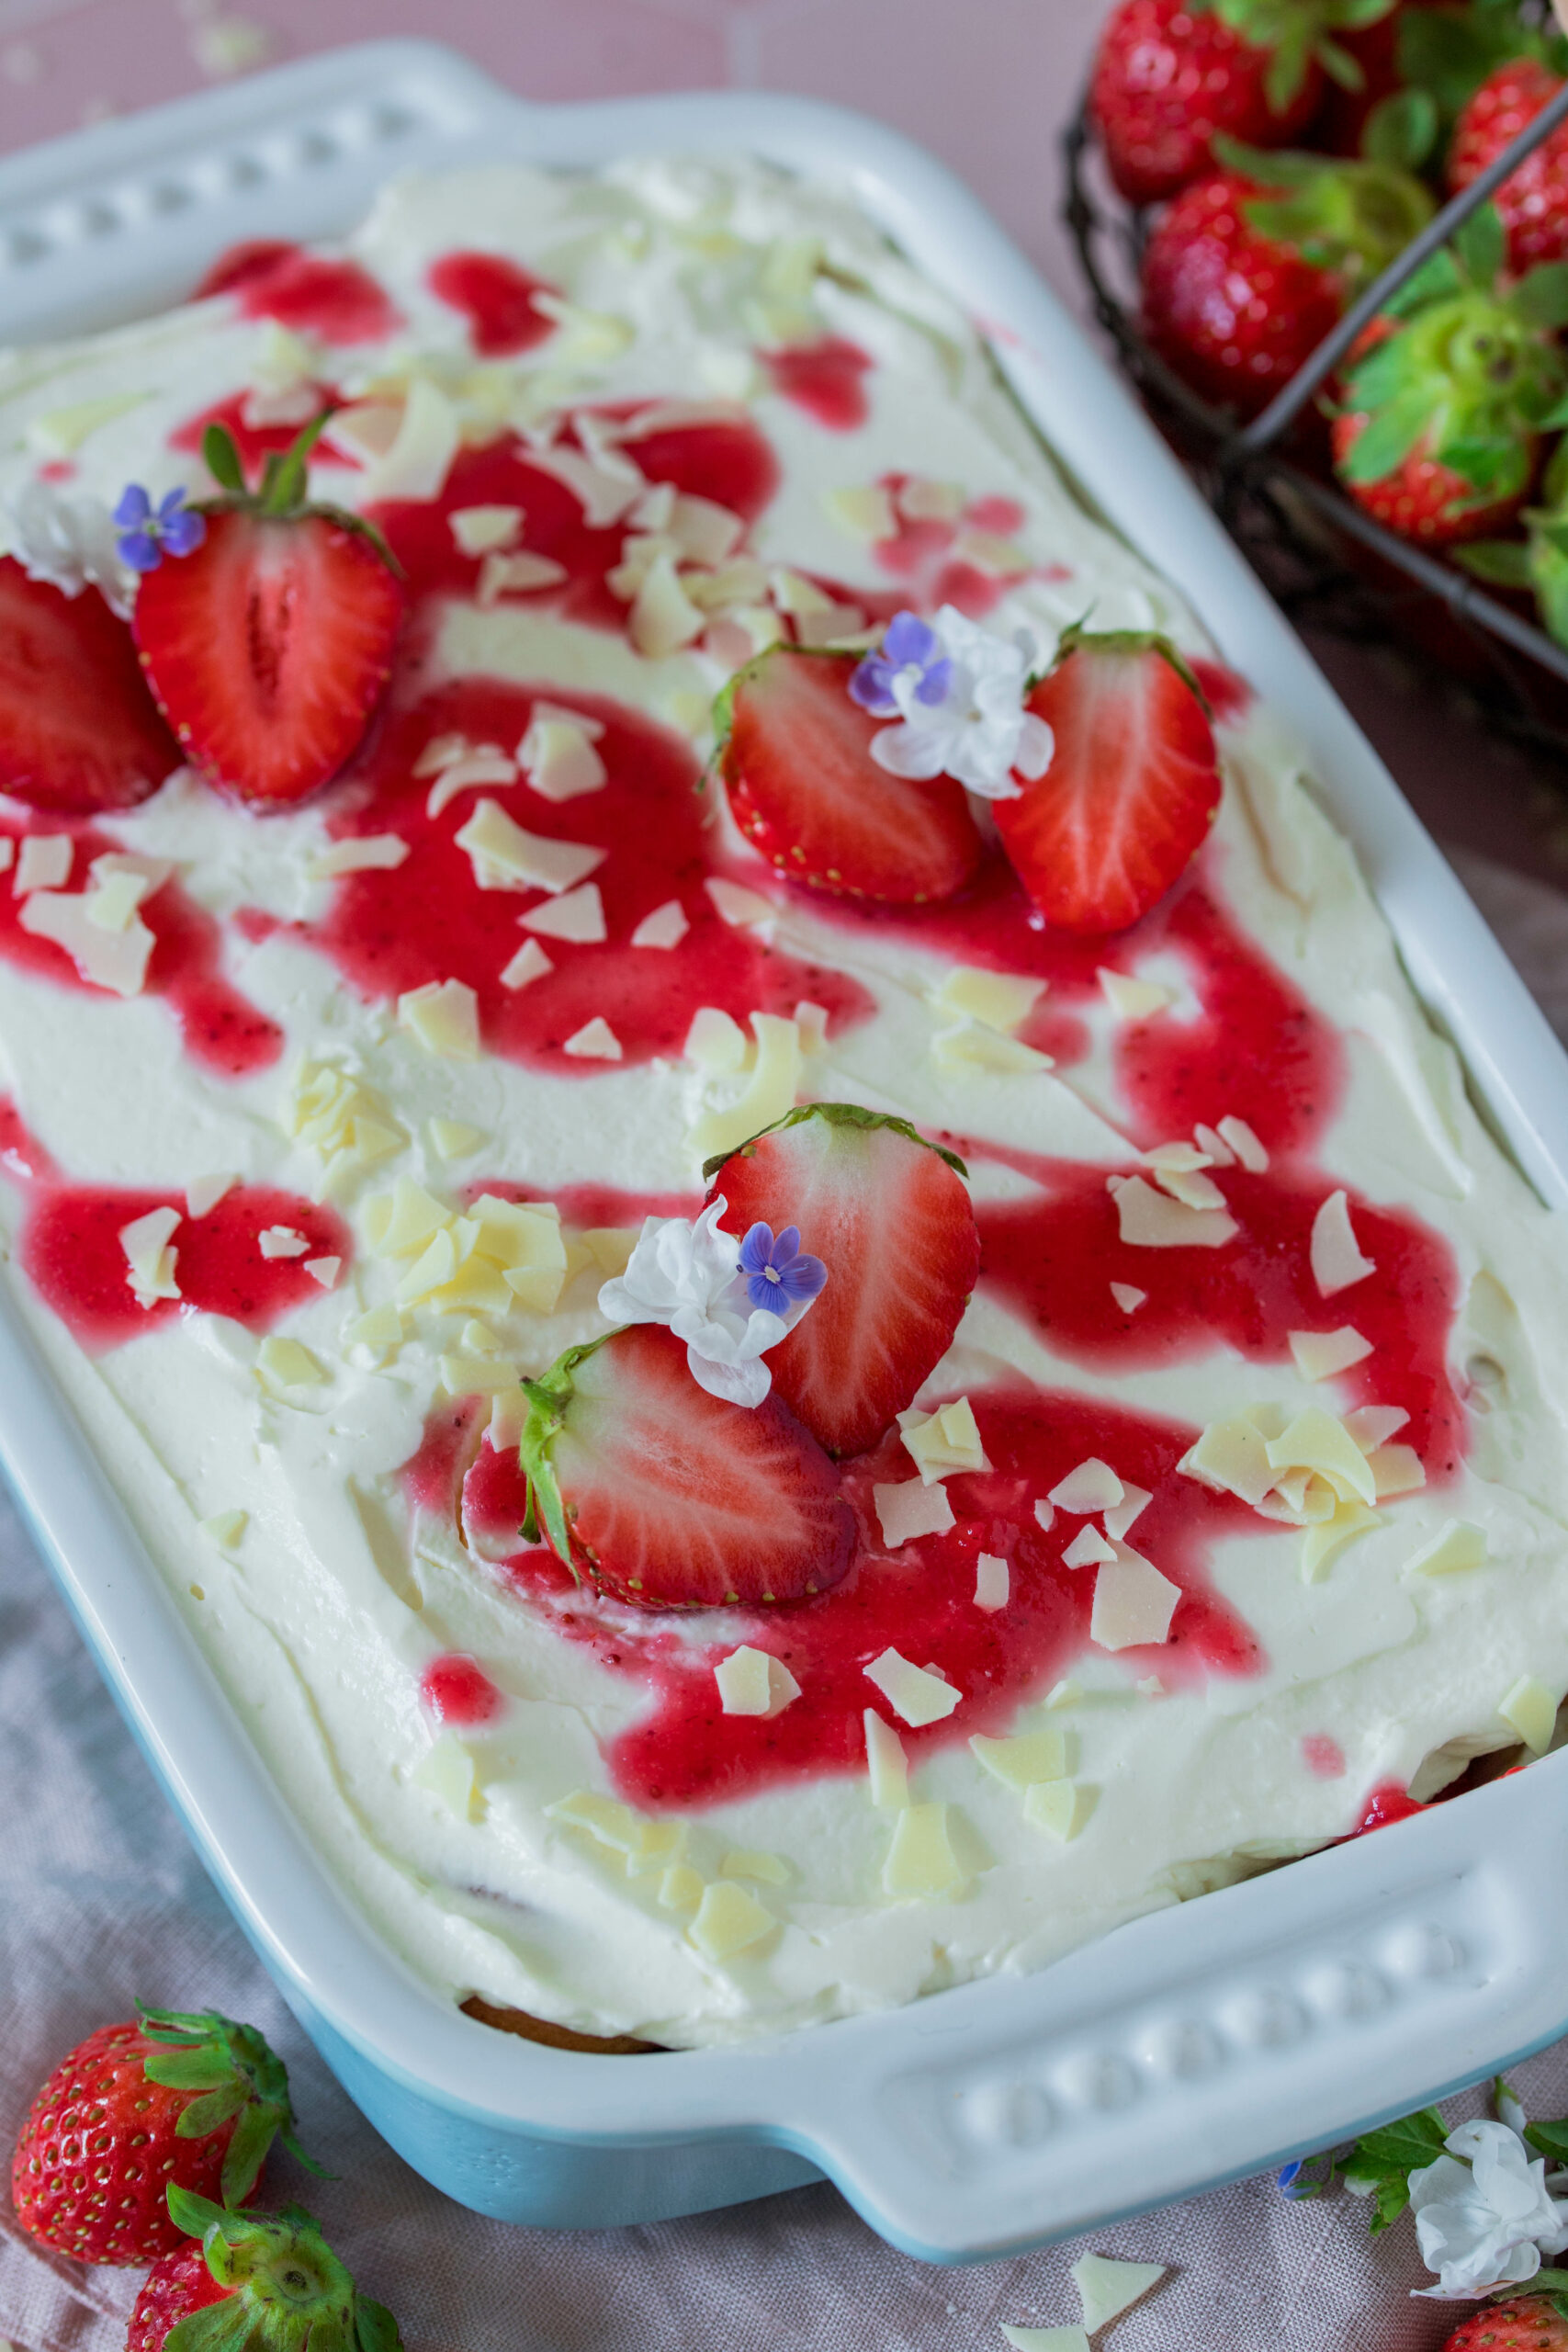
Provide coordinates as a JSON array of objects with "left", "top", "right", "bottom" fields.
[
  {"left": 199, "top": 241, "right": 402, "bottom": 344},
  {"left": 0, "top": 817, "right": 282, "bottom": 1078},
  {"left": 289, "top": 679, "right": 870, "bottom": 1072},
  {"left": 422, "top": 1653, "right": 504, "bottom": 1725},
  {"left": 0, "top": 1099, "right": 349, "bottom": 1351},
  {"left": 362, "top": 410, "right": 779, "bottom": 628},
  {"left": 1353, "top": 1781, "right": 1425, "bottom": 1834},
  {"left": 459, "top": 1385, "right": 1261, "bottom": 1809},
  {"left": 973, "top": 1161, "right": 1462, "bottom": 1473},
  {"left": 762, "top": 338, "right": 874, "bottom": 431},
  {"left": 428, "top": 252, "right": 558, "bottom": 356}
]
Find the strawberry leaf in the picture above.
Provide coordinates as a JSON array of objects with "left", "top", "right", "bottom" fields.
[
  {"left": 144, "top": 2048, "right": 237, "bottom": 2091},
  {"left": 201, "top": 424, "right": 247, "bottom": 496},
  {"left": 1360, "top": 87, "right": 1436, "bottom": 171},
  {"left": 1453, "top": 538, "right": 1533, "bottom": 586},
  {"left": 167, "top": 2185, "right": 230, "bottom": 2242},
  {"left": 1526, "top": 2119, "right": 1568, "bottom": 2163},
  {"left": 355, "top": 2297, "right": 405, "bottom": 2352},
  {"left": 1454, "top": 202, "right": 1506, "bottom": 289},
  {"left": 1382, "top": 247, "right": 1462, "bottom": 316},
  {"left": 1339, "top": 388, "right": 1436, "bottom": 482},
  {"left": 174, "top": 2082, "right": 248, "bottom": 2140},
  {"left": 219, "top": 2098, "right": 280, "bottom": 2205},
  {"left": 1316, "top": 35, "right": 1362, "bottom": 92},
  {"left": 164, "top": 2304, "right": 250, "bottom": 2352},
  {"left": 1510, "top": 263, "right": 1568, "bottom": 332},
  {"left": 1336, "top": 2104, "right": 1449, "bottom": 2230}
]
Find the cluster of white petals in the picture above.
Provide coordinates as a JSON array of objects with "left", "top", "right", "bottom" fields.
[
  {"left": 868, "top": 605, "right": 1055, "bottom": 800},
  {"left": 597, "top": 1197, "right": 817, "bottom": 1408},
  {"left": 6, "top": 479, "right": 135, "bottom": 616},
  {"left": 1409, "top": 2120, "right": 1568, "bottom": 2299}
]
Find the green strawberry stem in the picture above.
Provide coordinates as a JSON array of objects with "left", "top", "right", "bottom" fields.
[
  {"left": 165, "top": 2188, "right": 401, "bottom": 2352},
  {"left": 1049, "top": 620, "right": 1213, "bottom": 715},
  {"left": 699, "top": 1099, "right": 967, "bottom": 1184},
  {"left": 1337, "top": 201, "right": 1568, "bottom": 505},
  {"left": 1195, "top": 0, "right": 1396, "bottom": 111},
  {"left": 1213, "top": 136, "right": 1434, "bottom": 288},
  {"left": 137, "top": 2006, "right": 329, "bottom": 2207},
  {"left": 197, "top": 413, "right": 401, "bottom": 578}
]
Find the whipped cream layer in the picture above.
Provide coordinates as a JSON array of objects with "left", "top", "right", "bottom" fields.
[{"left": 2, "top": 159, "right": 1568, "bottom": 2049}]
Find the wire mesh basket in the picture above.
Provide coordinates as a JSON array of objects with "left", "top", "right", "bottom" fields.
[{"left": 1061, "top": 55, "right": 1568, "bottom": 757}]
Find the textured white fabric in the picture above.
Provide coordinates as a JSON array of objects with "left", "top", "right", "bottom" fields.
[{"left": 3, "top": 843, "right": 1566, "bottom": 2352}]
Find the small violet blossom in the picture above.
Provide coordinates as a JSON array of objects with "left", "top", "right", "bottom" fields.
[
  {"left": 849, "top": 609, "right": 952, "bottom": 717},
  {"left": 597, "top": 1196, "right": 826, "bottom": 1409},
  {"left": 849, "top": 604, "right": 1055, "bottom": 801},
  {"left": 1407, "top": 2119, "right": 1568, "bottom": 2299},
  {"left": 113, "top": 483, "right": 206, "bottom": 575},
  {"left": 7, "top": 479, "right": 134, "bottom": 616},
  {"left": 739, "top": 1221, "right": 827, "bottom": 1316}
]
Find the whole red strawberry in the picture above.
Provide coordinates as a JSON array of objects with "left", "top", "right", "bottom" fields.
[
  {"left": 1089, "top": 0, "right": 1396, "bottom": 206},
  {"left": 129, "top": 2191, "right": 402, "bottom": 2352},
  {"left": 132, "top": 412, "right": 403, "bottom": 807},
  {"left": 12, "top": 2005, "right": 321, "bottom": 2266},
  {"left": 1141, "top": 141, "right": 1432, "bottom": 414},
  {"left": 1437, "top": 2296, "right": 1568, "bottom": 2352},
  {"left": 1331, "top": 202, "right": 1568, "bottom": 544},
  {"left": 1450, "top": 56, "right": 1568, "bottom": 272}
]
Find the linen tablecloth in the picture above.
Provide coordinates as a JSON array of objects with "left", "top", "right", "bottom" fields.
[{"left": 6, "top": 844, "right": 1568, "bottom": 2352}]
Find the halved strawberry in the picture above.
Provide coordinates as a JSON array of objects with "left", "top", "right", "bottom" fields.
[
  {"left": 133, "top": 415, "right": 403, "bottom": 806},
  {"left": 995, "top": 627, "right": 1221, "bottom": 935},
  {"left": 0, "top": 559, "right": 179, "bottom": 813},
  {"left": 705, "top": 1103, "right": 979, "bottom": 1457},
  {"left": 717, "top": 645, "right": 985, "bottom": 904},
  {"left": 521, "top": 1323, "right": 854, "bottom": 1609}
]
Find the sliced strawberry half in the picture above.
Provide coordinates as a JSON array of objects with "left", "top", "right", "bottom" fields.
[
  {"left": 705, "top": 1103, "right": 980, "bottom": 1458},
  {"left": 995, "top": 627, "right": 1220, "bottom": 935},
  {"left": 718, "top": 644, "right": 985, "bottom": 904},
  {"left": 521, "top": 1323, "right": 855, "bottom": 1609},
  {"left": 133, "top": 415, "right": 403, "bottom": 806},
  {"left": 0, "top": 559, "right": 180, "bottom": 813}
]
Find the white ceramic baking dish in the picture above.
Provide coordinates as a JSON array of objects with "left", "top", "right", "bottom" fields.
[{"left": 4, "top": 36, "right": 1568, "bottom": 2263}]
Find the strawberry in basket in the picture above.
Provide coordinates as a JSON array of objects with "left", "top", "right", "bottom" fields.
[
  {"left": 1450, "top": 56, "right": 1568, "bottom": 273},
  {"left": 1089, "top": 0, "right": 1398, "bottom": 206},
  {"left": 1330, "top": 201, "right": 1568, "bottom": 543},
  {"left": 1141, "top": 138, "right": 1433, "bottom": 417}
]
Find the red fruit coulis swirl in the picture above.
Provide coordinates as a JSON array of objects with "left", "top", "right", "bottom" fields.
[
  {"left": 0, "top": 333, "right": 1467, "bottom": 1825},
  {"left": 0, "top": 1099, "right": 348, "bottom": 1351},
  {"left": 0, "top": 815, "right": 282, "bottom": 1079}
]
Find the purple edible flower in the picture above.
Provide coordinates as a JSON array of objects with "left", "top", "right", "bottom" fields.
[
  {"left": 739, "top": 1221, "right": 828, "bottom": 1315},
  {"left": 1276, "top": 2161, "right": 1305, "bottom": 2199},
  {"left": 114, "top": 483, "right": 206, "bottom": 574},
  {"left": 849, "top": 608, "right": 953, "bottom": 716}
]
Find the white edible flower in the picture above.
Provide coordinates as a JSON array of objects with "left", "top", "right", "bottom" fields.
[
  {"left": 1409, "top": 2119, "right": 1568, "bottom": 2299},
  {"left": 853, "top": 604, "right": 1054, "bottom": 801},
  {"left": 6, "top": 478, "right": 135, "bottom": 616},
  {"left": 596, "top": 1195, "right": 825, "bottom": 1409}
]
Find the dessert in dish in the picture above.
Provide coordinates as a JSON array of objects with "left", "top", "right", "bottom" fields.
[{"left": 2, "top": 155, "right": 1568, "bottom": 2056}]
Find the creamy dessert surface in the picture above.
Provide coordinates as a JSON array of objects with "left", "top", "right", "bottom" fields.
[{"left": 1, "top": 158, "right": 1566, "bottom": 2050}]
